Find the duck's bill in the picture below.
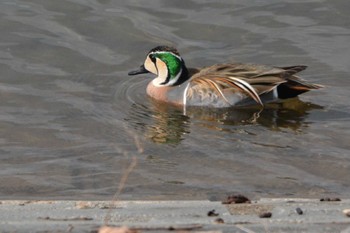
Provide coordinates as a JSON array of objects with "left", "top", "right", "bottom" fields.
[{"left": 128, "top": 65, "right": 149, "bottom": 76}]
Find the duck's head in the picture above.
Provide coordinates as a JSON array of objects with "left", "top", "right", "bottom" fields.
[{"left": 128, "top": 46, "right": 188, "bottom": 86}]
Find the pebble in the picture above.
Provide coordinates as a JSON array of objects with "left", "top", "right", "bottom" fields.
[
  {"left": 259, "top": 212, "right": 272, "bottom": 218},
  {"left": 343, "top": 209, "right": 350, "bottom": 217},
  {"left": 296, "top": 207, "right": 303, "bottom": 215},
  {"left": 222, "top": 195, "right": 251, "bottom": 204},
  {"left": 214, "top": 218, "right": 225, "bottom": 224},
  {"left": 207, "top": 209, "right": 219, "bottom": 217},
  {"left": 320, "top": 197, "right": 341, "bottom": 202}
]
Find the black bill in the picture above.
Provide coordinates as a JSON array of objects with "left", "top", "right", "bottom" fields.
[{"left": 128, "top": 65, "right": 149, "bottom": 76}]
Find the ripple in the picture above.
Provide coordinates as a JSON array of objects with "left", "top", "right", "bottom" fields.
[{"left": 113, "top": 75, "right": 149, "bottom": 106}]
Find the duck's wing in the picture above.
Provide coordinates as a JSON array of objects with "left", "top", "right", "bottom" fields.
[{"left": 188, "top": 63, "right": 322, "bottom": 106}]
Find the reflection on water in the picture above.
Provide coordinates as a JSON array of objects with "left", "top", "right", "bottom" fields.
[
  {"left": 125, "top": 102, "right": 190, "bottom": 144},
  {"left": 126, "top": 98, "right": 323, "bottom": 144},
  {"left": 187, "top": 98, "right": 323, "bottom": 132}
]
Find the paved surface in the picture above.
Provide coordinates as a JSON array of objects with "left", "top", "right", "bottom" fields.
[{"left": 1, "top": 199, "right": 350, "bottom": 233}]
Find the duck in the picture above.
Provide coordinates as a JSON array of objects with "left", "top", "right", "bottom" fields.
[{"left": 128, "top": 46, "right": 322, "bottom": 108}]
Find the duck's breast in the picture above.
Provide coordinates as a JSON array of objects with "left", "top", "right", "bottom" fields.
[{"left": 146, "top": 82, "right": 184, "bottom": 105}]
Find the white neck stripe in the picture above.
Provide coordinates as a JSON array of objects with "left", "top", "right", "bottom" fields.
[{"left": 166, "top": 68, "right": 182, "bottom": 86}]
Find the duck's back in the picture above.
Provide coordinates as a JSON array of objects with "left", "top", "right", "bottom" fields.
[{"left": 184, "top": 63, "right": 322, "bottom": 107}]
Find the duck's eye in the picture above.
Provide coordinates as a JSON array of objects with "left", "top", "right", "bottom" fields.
[{"left": 149, "top": 54, "right": 156, "bottom": 63}]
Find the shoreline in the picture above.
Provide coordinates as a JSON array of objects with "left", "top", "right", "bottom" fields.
[{"left": 1, "top": 198, "right": 349, "bottom": 232}]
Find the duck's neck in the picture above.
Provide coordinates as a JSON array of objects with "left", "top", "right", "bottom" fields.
[
  {"left": 153, "top": 62, "right": 190, "bottom": 87},
  {"left": 172, "top": 63, "right": 190, "bottom": 86}
]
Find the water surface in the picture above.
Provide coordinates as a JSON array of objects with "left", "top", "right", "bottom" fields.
[{"left": 1, "top": 0, "right": 350, "bottom": 200}]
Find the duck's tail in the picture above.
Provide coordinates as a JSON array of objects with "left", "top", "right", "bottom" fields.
[{"left": 276, "top": 66, "right": 323, "bottom": 99}]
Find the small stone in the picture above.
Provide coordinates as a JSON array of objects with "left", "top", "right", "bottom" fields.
[
  {"left": 214, "top": 218, "right": 225, "bottom": 224},
  {"left": 320, "top": 197, "right": 341, "bottom": 202},
  {"left": 296, "top": 207, "right": 303, "bottom": 215},
  {"left": 98, "top": 226, "right": 137, "bottom": 233},
  {"left": 343, "top": 209, "right": 350, "bottom": 217},
  {"left": 207, "top": 209, "right": 219, "bottom": 217},
  {"left": 222, "top": 195, "right": 251, "bottom": 204},
  {"left": 259, "top": 212, "right": 272, "bottom": 218}
]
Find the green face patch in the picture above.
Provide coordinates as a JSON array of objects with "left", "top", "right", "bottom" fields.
[{"left": 153, "top": 52, "right": 182, "bottom": 79}]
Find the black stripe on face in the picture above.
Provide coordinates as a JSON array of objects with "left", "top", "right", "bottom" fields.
[
  {"left": 160, "top": 74, "right": 171, "bottom": 85},
  {"left": 149, "top": 54, "right": 156, "bottom": 63}
]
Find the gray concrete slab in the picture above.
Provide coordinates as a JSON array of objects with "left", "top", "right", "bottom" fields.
[{"left": 0, "top": 199, "right": 350, "bottom": 233}]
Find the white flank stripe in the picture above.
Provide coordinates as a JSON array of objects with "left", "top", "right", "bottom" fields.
[
  {"left": 273, "top": 87, "right": 278, "bottom": 99},
  {"left": 183, "top": 82, "right": 190, "bottom": 106},
  {"left": 183, "top": 83, "right": 190, "bottom": 115}
]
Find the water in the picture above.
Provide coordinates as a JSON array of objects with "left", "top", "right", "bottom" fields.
[{"left": 1, "top": 0, "right": 350, "bottom": 200}]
